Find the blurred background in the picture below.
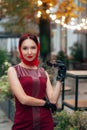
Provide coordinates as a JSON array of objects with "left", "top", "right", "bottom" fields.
[
  {"left": 0, "top": 0, "right": 87, "bottom": 71},
  {"left": 0, "top": 1, "right": 87, "bottom": 129}
]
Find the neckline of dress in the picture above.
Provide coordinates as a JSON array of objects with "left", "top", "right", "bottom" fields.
[{"left": 18, "top": 64, "right": 38, "bottom": 70}]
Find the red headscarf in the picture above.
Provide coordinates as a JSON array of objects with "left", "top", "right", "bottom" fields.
[{"left": 18, "top": 33, "right": 40, "bottom": 66}]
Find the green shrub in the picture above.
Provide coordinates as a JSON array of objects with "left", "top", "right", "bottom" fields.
[
  {"left": 53, "top": 110, "right": 87, "bottom": 130},
  {"left": 0, "top": 75, "right": 13, "bottom": 100},
  {"left": 69, "top": 42, "right": 83, "bottom": 63},
  {"left": 56, "top": 51, "right": 69, "bottom": 69},
  {"left": 53, "top": 110, "right": 71, "bottom": 130},
  {"left": 70, "top": 111, "right": 87, "bottom": 130},
  {"left": 0, "top": 49, "right": 11, "bottom": 76}
]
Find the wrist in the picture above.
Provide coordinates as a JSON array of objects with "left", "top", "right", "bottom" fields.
[
  {"left": 43, "top": 100, "right": 46, "bottom": 106},
  {"left": 44, "top": 99, "right": 50, "bottom": 107}
]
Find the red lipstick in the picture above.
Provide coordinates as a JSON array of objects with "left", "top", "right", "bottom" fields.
[{"left": 27, "top": 56, "right": 33, "bottom": 58}]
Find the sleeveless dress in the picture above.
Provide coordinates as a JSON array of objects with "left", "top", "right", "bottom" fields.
[{"left": 12, "top": 65, "right": 54, "bottom": 130}]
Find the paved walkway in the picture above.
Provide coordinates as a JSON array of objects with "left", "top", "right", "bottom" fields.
[{"left": 0, "top": 108, "right": 13, "bottom": 130}]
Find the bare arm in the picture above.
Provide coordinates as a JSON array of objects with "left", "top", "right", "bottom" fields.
[
  {"left": 8, "top": 67, "right": 45, "bottom": 106},
  {"left": 45, "top": 71, "right": 62, "bottom": 104}
]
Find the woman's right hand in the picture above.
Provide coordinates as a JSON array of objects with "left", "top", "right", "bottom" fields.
[{"left": 43, "top": 97, "right": 57, "bottom": 113}]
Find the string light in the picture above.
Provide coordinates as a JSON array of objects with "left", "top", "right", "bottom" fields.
[{"left": 36, "top": 0, "right": 86, "bottom": 31}]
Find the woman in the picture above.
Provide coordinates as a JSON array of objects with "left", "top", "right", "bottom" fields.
[{"left": 8, "top": 33, "right": 65, "bottom": 130}]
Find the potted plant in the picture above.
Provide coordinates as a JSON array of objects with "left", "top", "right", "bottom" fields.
[
  {"left": 69, "top": 42, "right": 83, "bottom": 69},
  {"left": 56, "top": 51, "right": 69, "bottom": 69}
]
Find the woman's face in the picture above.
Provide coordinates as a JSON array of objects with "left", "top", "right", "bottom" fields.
[{"left": 20, "top": 38, "right": 38, "bottom": 62}]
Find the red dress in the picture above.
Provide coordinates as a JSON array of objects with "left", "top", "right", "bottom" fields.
[{"left": 12, "top": 65, "right": 54, "bottom": 130}]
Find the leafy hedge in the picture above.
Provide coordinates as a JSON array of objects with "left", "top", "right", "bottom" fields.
[
  {"left": 53, "top": 110, "right": 87, "bottom": 130},
  {"left": 0, "top": 49, "right": 11, "bottom": 76},
  {"left": 0, "top": 75, "right": 13, "bottom": 100}
]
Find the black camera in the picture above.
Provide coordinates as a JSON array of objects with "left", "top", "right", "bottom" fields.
[
  {"left": 47, "top": 60, "right": 66, "bottom": 82},
  {"left": 47, "top": 60, "right": 66, "bottom": 69}
]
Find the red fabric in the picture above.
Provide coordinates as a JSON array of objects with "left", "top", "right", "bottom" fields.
[
  {"left": 12, "top": 65, "right": 54, "bottom": 130},
  {"left": 18, "top": 34, "right": 40, "bottom": 66},
  {"left": 18, "top": 43, "right": 40, "bottom": 66}
]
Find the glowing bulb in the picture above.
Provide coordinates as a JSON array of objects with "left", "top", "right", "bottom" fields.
[
  {"left": 82, "top": 18, "right": 85, "bottom": 23},
  {"left": 70, "top": 21, "right": 75, "bottom": 25},
  {"left": 50, "top": 14, "right": 56, "bottom": 20},
  {"left": 83, "top": 26, "right": 87, "bottom": 29},
  {"left": 37, "top": 11, "right": 41, "bottom": 18},
  {"left": 55, "top": 19, "right": 60, "bottom": 24},
  {"left": 46, "top": 9, "right": 50, "bottom": 14},
  {"left": 62, "top": 16, "right": 65, "bottom": 22},
  {"left": 49, "top": 3, "right": 53, "bottom": 6},
  {"left": 37, "top": 0, "right": 42, "bottom": 6},
  {"left": 71, "top": 18, "right": 75, "bottom": 21}
]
